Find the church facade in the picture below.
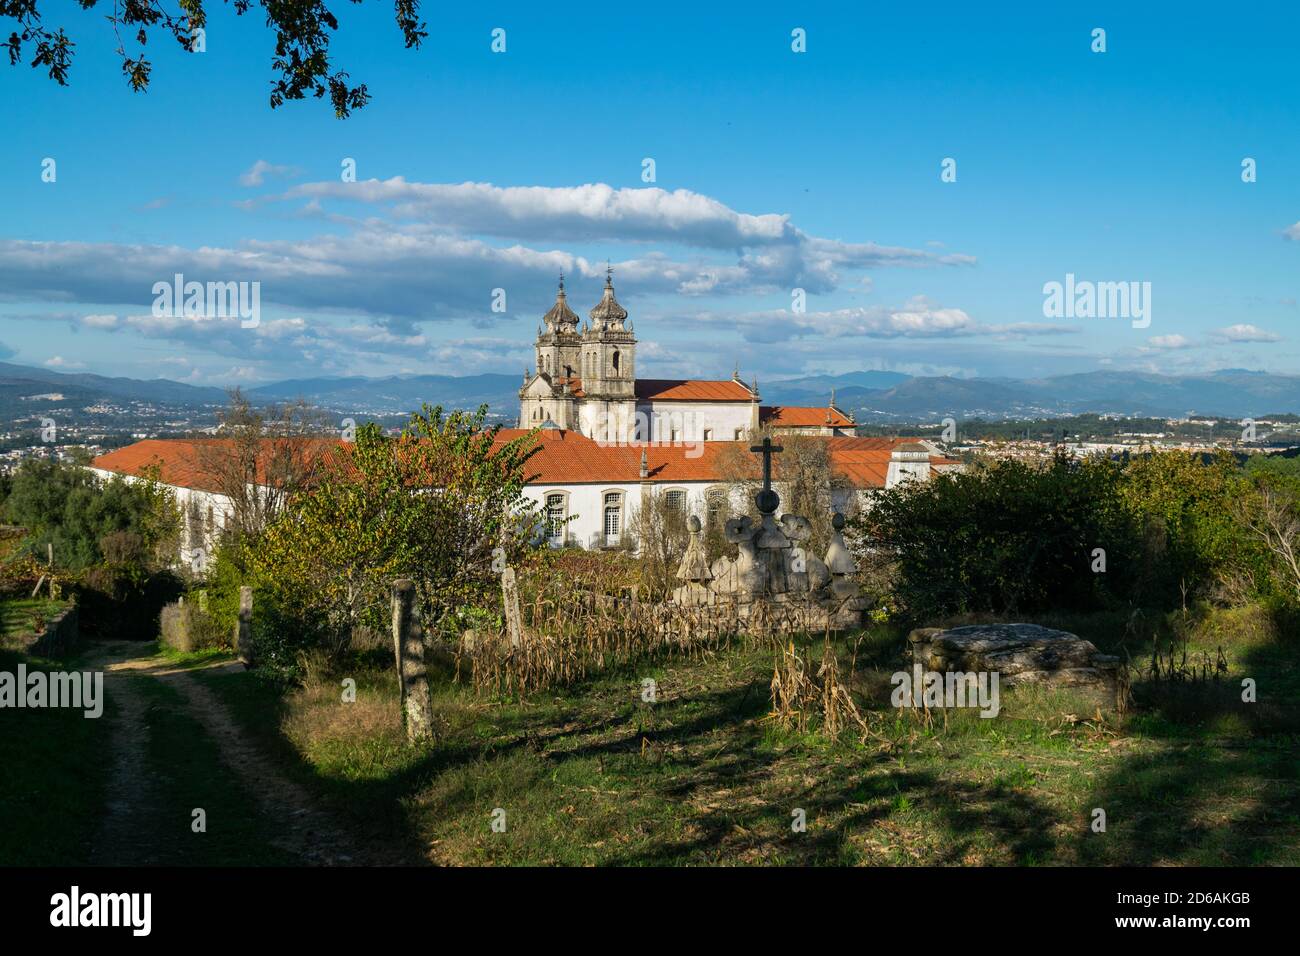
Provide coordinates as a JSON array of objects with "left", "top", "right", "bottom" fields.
[{"left": 518, "top": 273, "right": 855, "bottom": 444}]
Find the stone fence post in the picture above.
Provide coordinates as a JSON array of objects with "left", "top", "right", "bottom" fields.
[
  {"left": 236, "top": 585, "right": 254, "bottom": 668},
  {"left": 392, "top": 579, "right": 434, "bottom": 742},
  {"left": 501, "top": 566, "right": 523, "bottom": 648}
]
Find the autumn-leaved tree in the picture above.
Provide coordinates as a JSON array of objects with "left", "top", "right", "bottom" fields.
[
  {"left": 198, "top": 388, "right": 334, "bottom": 542},
  {"left": 250, "top": 405, "right": 540, "bottom": 662}
]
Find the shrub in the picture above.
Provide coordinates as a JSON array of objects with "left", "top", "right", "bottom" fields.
[
  {"left": 852, "top": 453, "right": 1144, "bottom": 621},
  {"left": 159, "top": 599, "right": 227, "bottom": 653}
]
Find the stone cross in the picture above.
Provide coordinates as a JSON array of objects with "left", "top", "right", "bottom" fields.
[{"left": 749, "top": 436, "right": 784, "bottom": 515}]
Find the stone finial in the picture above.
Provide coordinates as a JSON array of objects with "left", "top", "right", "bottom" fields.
[
  {"left": 779, "top": 514, "right": 812, "bottom": 542},
  {"left": 675, "top": 516, "right": 712, "bottom": 583},
  {"left": 825, "top": 511, "right": 856, "bottom": 576},
  {"left": 639, "top": 448, "right": 648, "bottom": 479},
  {"left": 673, "top": 514, "right": 715, "bottom": 605}
]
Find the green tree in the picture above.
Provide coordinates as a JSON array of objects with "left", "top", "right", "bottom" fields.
[
  {"left": 2, "top": 0, "right": 426, "bottom": 116},
  {"left": 1118, "top": 451, "right": 1265, "bottom": 601},
  {"left": 249, "top": 406, "right": 540, "bottom": 661},
  {"left": 3, "top": 457, "right": 179, "bottom": 572}
]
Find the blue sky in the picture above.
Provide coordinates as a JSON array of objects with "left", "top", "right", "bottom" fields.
[{"left": 2, "top": 1, "right": 1297, "bottom": 387}]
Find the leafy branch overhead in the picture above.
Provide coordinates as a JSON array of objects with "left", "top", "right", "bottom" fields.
[{"left": 0, "top": 0, "right": 427, "bottom": 117}]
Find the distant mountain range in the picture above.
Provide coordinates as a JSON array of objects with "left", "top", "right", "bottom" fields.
[{"left": 4, "top": 360, "right": 1300, "bottom": 425}]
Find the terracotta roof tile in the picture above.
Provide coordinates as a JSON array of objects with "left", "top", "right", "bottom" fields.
[
  {"left": 759, "top": 405, "right": 855, "bottom": 428},
  {"left": 90, "top": 438, "right": 342, "bottom": 495},
  {"left": 634, "top": 379, "right": 755, "bottom": 402},
  {"left": 494, "top": 430, "right": 946, "bottom": 489},
  {"left": 91, "top": 432, "right": 951, "bottom": 496}
]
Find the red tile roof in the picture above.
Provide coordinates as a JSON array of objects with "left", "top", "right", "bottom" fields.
[
  {"left": 494, "top": 430, "right": 944, "bottom": 488},
  {"left": 91, "top": 433, "right": 950, "bottom": 495},
  {"left": 90, "top": 438, "right": 342, "bottom": 495},
  {"left": 634, "top": 379, "right": 755, "bottom": 402},
  {"left": 759, "top": 405, "right": 854, "bottom": 428}
]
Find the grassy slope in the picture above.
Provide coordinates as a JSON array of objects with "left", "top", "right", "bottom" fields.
[
  {"left": 0, "top": 597, "right": 70, "bottom": 639},
  {"left": 0, "top": 645, "right": 110, "bottom": 866},
  {"left": 196, "top": 605, "right": 1300, "bottom": 866}
]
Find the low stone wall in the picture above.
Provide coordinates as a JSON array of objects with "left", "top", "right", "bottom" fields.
[{"left": 14, "top": 604, "right": 80, "bottom": 657}]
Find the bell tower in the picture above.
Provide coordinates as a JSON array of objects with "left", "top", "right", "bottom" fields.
[
  {"left": 579, "top": 267, "right": 638, "bottom": 442},
  {"left": 581, "top": 267, "right": 636, "bottom": 398},
  {"left": 534, "top": 275, "right": 582, "bottom": 382}
]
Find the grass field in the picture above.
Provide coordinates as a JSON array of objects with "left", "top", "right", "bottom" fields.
[{"left": 195, "top": 603, "right": 1300, "bottom": 866}]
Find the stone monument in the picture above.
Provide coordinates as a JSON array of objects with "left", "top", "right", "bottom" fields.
[{"left": 672, "top": 436, "right": 867, "bottom": 629}]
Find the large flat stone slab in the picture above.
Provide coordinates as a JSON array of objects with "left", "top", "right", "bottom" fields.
[{"left": 909, "top": 623, "right": 1120, "bottom": 703}]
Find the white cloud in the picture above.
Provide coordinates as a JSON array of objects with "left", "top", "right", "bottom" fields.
[
  {"left": 43, "top": 355, "right": 85, "bottom": 368},
  {"left": 1284, "top": 221, "right": 1300, "bottom": 241},
  {"left": 1147, "top": 334, "right": 1194, "bottom": 350},
  {"left": 1213, "top": 323, "right": 1282, "bottom": 343},
  {"left": 280, "top": 179, "right": 795, "bottom": 247},
  {"left": 239, "top": 160, "right": 302, "bottom": 187},
  {"left": 0, "top": 180, "right": 977, "bottom": 332},
  {"left": 0, "top": 180, "right": 983, "bottom": 378},
  {"left": 692, "top": 297, "right": 1081, "bottom": 344}
]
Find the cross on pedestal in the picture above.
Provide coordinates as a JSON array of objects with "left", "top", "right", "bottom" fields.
[{"left": 749, "top": 436, "right": 783, "bottom": 515}]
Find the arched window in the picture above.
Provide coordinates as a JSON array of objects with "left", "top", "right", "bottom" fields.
[
  {"left": 706, "top": 487, "right": 725, "bottom": 526},
  {"left": 603, "top": 491, "right": 622, "bottom": 545},
  {"left": 546, "top": 493, "right": 566, "bottom": 543},
  {"left": 612, "top": 350, "right": 621, "bottom": 374}
]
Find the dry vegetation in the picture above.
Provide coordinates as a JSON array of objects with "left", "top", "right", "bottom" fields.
[{"left": 460, "top": 567, "right": 853, "bottom": 697}]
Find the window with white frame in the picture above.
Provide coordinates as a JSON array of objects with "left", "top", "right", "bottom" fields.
[
  {"left": 603, "top": 491, "right": 622, "bottom": 541},
  {"left": 664, "top": 489, "right": 686, "bottom": 512},
  {"left": 546, "top": 493, "right": 566, "bottom": 542}
]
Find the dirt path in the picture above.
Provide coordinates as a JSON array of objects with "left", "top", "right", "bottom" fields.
[
  {"left": 88, "top": 642, "right": 402, "bottom": 866},
  {"left": 87, "top": 641, "right": 163, "bottom": 865}
]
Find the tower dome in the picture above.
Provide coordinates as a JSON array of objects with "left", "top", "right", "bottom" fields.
[
  {"left": 588, "top": 267, "right": 628, "bottom": 330},
  {"left": 541, "top": 275, "right": 580, "bottom": 332}
]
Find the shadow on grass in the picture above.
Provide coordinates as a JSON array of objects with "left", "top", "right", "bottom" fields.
[
  {"left": 194, "top": 605, "right": 1298, "bottom": 866},
  {"left": 197, "top": 653, "right": 1070, "bottom": 865},
  {"left": 1076, "top": 603, "right": 1300, "bottom": 866}
]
